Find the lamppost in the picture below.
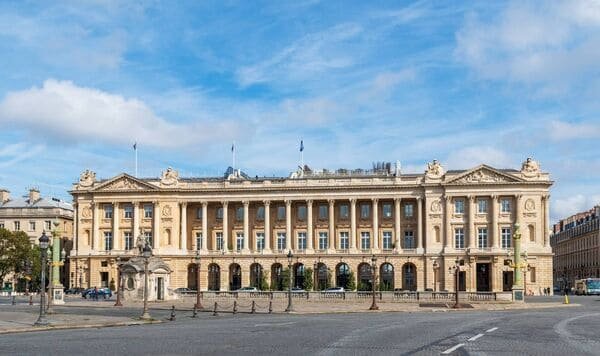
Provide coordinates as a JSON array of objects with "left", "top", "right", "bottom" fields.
[
  {"left": 432, "top": 260, "right": 439, "bottom": 292},
  {"left": 369, "top": 255, "right": 379, "bottom": 310},
  {"left": 140, "top": 242, "right": 153, "bottom": 320},
  {"left": 114, "top": 256, "right": 123, "bottom": 307},
  {"left": 509, "top": 224, "right": 526, "bottom": 302},
  {"left": 34, "top": 231, "right": 50, "bottom": 326},
  {"left": 49, "top": 220, "right": 65, "bottom": 305},
  {"left": 78, "top": 266, "right": 83, "bottom": 289},
  {"left": 194, "top": 251, "right": 202, "bottom": 310},
  {"left": 449, "top": 258, "right": 461, "bottom": 309},
  {"left": 285, "top": 250, "right": 294, "bottom": 312}
]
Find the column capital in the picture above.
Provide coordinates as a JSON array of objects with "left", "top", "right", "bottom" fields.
[
  {"left": 372, "top": 198, "right": 379, "bottom": 204},
  {"left": 416, "top": 195, "right": 423, "bottom": 201},
  {"left": 350, "top": 198, "right": 357, "bottom": 204},
  {"left": 152, "top": 200, "right": 159, "bottom": 205},
  {"left": 263, "top": 200, "right": 271, "bottom": 206},
  {"left": 111, "top": 201, "right": 118, "bottom": 206},
  {"left": 394, "top": 197, "right": 402, "bottom": 203},
  {"left": 541, "top": 194, "right": 550, "bottom": 200},
  {"left": 468, "top": 195, "right": 476, "bottom": 202},
  {"left": 490, "top": 194, "right": 498, "bottom": 200},
  {"left": 515, "top": 194, "right": 523, "bottom": 200},
  {"left": 242, "top": 200, "right": 249, "bottom": 207},
  {"left": 285, "top": 199, "right": 292, "bottom": 207},
  {"left": 221, "top": 201, "right": 229, "bottom": 207},
  {"left": 306, "top": 199, "right": 313, "bottom": 205},
  {"left": 180, "top": 202, "right": 188, "bottom": 208},
  {"left": 328, "top": 199, "right": 335, "bottom": 206}
]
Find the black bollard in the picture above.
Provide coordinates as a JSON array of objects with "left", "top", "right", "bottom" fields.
[
  {"left": 169, "top": 305, "right": 176, "bottom": 321},
  {"left": 268, "top": 300, "right": 272, "bottom": 314},
  {"left": 192, "top": 305, "right": 197, "bottom": 318},
  {"left": 29, "top": 295, "right": 33, "bottom": 305},
  {"left": 251, "top": 300, "right": 256, "bottom": 314},
  {"left": 12, "top": 295, "right": 16, "bottom": 305},
  {"left": 233, "top": 300, "right": 237, "bottom": 314},
  {"left": 213, "top": 302, "right": 218, "bottom": 316}
]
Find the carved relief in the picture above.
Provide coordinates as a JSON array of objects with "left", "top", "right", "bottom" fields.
[
  {"left": 425, "top": 159, "right": 444, "bottom": 179},
  {"left": 453, "top": 169, "right": 512, "bottom": 184},
  {"left": 105, "top": 177, "right": 145, "bottom": 190},
  {"left": 521, "top": 157, "right": 540, "bottom": 178},
  {"left": 430, "top": 200, "right": 441, "bottom": 213},
  {"left": 162, "top": 204, "right": 172, "bottom": 217},
  {"left": 525, "top": 198, "right": 535, "bottom": 212},
  {"left": 82, "top": 206, "right": 92, "bottom": 218},
  {"left": 160, "top": 167, "right": 179, "bottom": 186},
  {"left": 78, "top": 170, "right": 96, "bottom": 188}
]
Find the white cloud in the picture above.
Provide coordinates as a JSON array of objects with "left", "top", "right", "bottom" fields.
[
  {"left": 547, "top": 120, "right": 600, "bottom": 141},
  {"left": 445, "top": 146, "right": 514, "bottom": 170},
  {"left": 0, "top": 79, "right": 243, "bottom": 148},
  {"left": 552, "top": 194, "right": 600, "bottom": 223}
]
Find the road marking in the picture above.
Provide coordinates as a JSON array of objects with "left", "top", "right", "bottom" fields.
[
  {"left": 486, "top": 327, "right": 498, "bottom": 333},
  {"left": 468, "top": 333, "right": 484, "bottom": 342},
  {"left": 441, "top": 343, "right": 464, "bottom": 354},
  {"left": 253, "top": 322, "right": 296, "bottom": 327}
]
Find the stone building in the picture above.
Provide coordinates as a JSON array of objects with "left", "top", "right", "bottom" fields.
[
  {"left": 551, "top": 205, "right": 600, "bottom": 290},
  {"left": 0, "top": 188, "right": 74, "bottom": 289},
  {"left": 69, "top": 159, "right": 553, "bottom": 298}
]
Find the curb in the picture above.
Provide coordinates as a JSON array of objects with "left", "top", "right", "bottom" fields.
[{"left": 0, "top": 319, "right": 162, "bottom": 335}]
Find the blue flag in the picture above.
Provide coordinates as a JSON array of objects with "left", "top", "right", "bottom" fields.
[
  {"left": 231, "top": 143, "right": 234, "bottom": 152},
  {"left": 300, "top": 140, "right": 304, "bottom": 152},
  {"left": 133, "top": 142, "right": 137, "bottom": 150}
]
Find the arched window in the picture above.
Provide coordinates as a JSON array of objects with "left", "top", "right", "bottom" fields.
[
  {"left": 208, "top": 264, "right": 220, "bottom": 291},
  {"left": 229, "top": 263, "right": 242, "bottom": 291},
  {"left": 402, "top": 263, "right": 417, "bottom": 291},
  {"left": 336, "top": 263, "right": 351, "bottom": 289},
  {"left": 187, "top": 263, "right": 198, "bottom": 290},
  {"left": 294, "top": 263, "right": 305, "bottom": 288},
  {"left": 358, "top": 262, "right": 373, "bottom": 291},
  {"left": 528, "top": 224, "right": 535, "bottom": 242},
  {"left": 250, "top": 263, "right": 263, "bottom": 289},
  {"left": 271, "top": 263, "right": 284, "bottom": 291},
  {"left": 380, "top": 263, "right": 394, "bottom": 291},
  {"left": 316, "top": 263, "right": 328, "bottom": 290}
]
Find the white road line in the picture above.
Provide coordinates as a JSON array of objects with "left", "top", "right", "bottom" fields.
[
  {"left": 253, "top": 322, "right": 296, "bottom": 327},
  {"left": 442, "top": 343, "right": 464, "bottom": 354},
  {"left": 468, "top": 333, "right": 484, "bottom": 342},
  {"left": 486, "top": 327, "right": 498, "bottom": 333}
]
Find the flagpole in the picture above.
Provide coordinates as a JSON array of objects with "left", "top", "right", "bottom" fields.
[
  {"left": 134, "top": 143, "right": 138, "bottom": 178},
  {"left": 232, "top": 141, "right": 236, "bottom": 170}
]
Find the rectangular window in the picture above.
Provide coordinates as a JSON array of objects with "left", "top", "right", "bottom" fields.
[
  {"left": 104, "top": 205, "right": 113, "bottom": 219},
  {"left": 144, "top": 204, "right": 153, "bottom": 219},
  {"left": 256, "top": 206, "right": 265, "bottom": 221},
  {"left": 478, "top": 199, "right": 487, "bottom": 214},
  {"left": 277, "top": 206, "right": 285, "bottom": 220},
  {"left": 318, "top": 231, "right": 328, "bottom": 250},
  {"left": 216, "top": 232, "right": 223, "bottom": 250},
  {"left": 0, "top": 222, "right": 4, "bottom": 229},
  {"left": 256, "top": 232, "right": 265, "bottom": 251},
  {"left": 318, "top": 205, "right": 328, "bottom": 220},
  {"left": 382, "top": 231, "right": 392, "bottom": 250},
  {"left": 339, "top": 204, "right": 349, "bottom": 219},
  {"left": 404, "top": 204, "right": 414, "bottom": 218},
  {"left": 144, "top": 231, "right": 153, "bottom": 248},
  {"left": 478, "top": 227, "right": 488, "bottom": 248},
  {"left": 297, "top": 205, "right": 307, "bottom": 221},
  {"left": 530, "top": 267, "right": 536, "bottom": 283},
  {"left": 29, "top": 221, "right": 36, "bottom": 231},
  {"left": 196, "top": 208, "right": 202, "bottom": 220},
  {"left": 235, "top": 207, "right": 243, "bottom": 222},
  {"left": 454, "top": 200, "right": 464, "bottom": 214},
  {"left": 45, "top": 220, "right": 52, "bottom": 230},
  {"left": 360, "top": 204, "right": 370, "bottom": 219},
  {"left": 383, "top": 203, "right": 392, "bottom": 218},
  {"left": 124, "top": 232, "right": 133, "bottom": 250},
  {"left": 404, "top": 230, "right": 415, "bottom": 249},
  {"left": 236, "top": 232, "right": 244, "bottom": 251},
  {"left": 277, "top": 232, "right": 286, "bottom": 251},
  {"left": 124, "top": 205, "right": 133, "bottom": 219},
  {"left": 339, "top": 231, "right": 349, "bottom": 250},
  {"left": 297, "top": 232, "right": 306, "bottom": 250},
  {"left": 14, "top": 221, "right": 20, "bottom": 231},
  {"left": 501, "top": 199, "right": 511, "bottom": 213},
  {"left": 104, "top": 232, "right": 113, "bottom": 251},
  {"left": 361, "top": 231, "right": 371, "bottom": 249},
  {"left": 454, "top": 228, "right": 465, "bottom": 249},
  {"left": 501, "top": 228, "right": 512, "bottom": 248},
  {"left": 196, "top": 232, "right": 203, "bottom": 250}
]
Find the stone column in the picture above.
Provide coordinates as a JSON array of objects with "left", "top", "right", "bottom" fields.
[
  {"left": 468, "top": 196, "right": 476, "bottom": 249},
  {"left": 73, "top": 202, "right": 79, "bottom": 252},
  {"left": 394, "top": 198, "right": 402, "bottom": 253},
  {"left": 350, "top": 199, "right": 357, "bottom": 250},
  {"left": 112, "top": 202, "right": 120, "bottom": 250},
  {"left": 417, "top": 197, "right": 423, "bottom": 250},
  {"left": 515, "top": 194, "right": 522, "bottom": 233},
  {"left": 180, "top": 202, "right": 187, "bottom": 252},
  {"left": 92, "top": 202, "right": 99, "bottom": 251},
  {"left": 153, "top": 201, "right": 160, "bottom": 249},
  {"left": 307, "top": 199, "right": 313, "bottom": 251},
  {"left": 543, "top": 194, "right": 551, "bottom": 247},
  {"left": 372, "top": 198, "right": 379, "bottom": 250},
  {"left": 264, "top": 200, "right": 271, "bottom": 252},
  {"left": 243, "top": 201, "right": 250, "bottom": 252},
  {"left": 444, "top": 196, "right": 452, "bottom": 249},
  {"left": 285, "top": 200, "right": 292, "bottom": 250},
  {"left": 492, "top": 195, "right": 499, "bottom": 249},
  {"left": 133, "top": 202, "right": 140, "bottom": 240},
  {"left": 201, "top": 202, "right": 208, "bottom": 252},
  {"left": 222, "top": 201, "right": 229, "bottom": 252},
  {"left": 328, "top": 199, "right": 335, "bottom": 251}
]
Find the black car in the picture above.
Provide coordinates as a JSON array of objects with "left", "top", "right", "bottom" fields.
[{"left": 83, "top": 288, "right": 112, "bottom": 299}]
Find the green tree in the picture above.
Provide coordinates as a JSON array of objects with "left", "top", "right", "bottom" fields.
[
  {"left": 259, "top": 270, "right": 270, "bottom": 291},
  {"left": 0, "top": 229, "right": 37, "bottom": 288},
  {"left": 326, "top": 268, "right": 333, "bottom": 289},
  {"left": 303, "top": 267, "right": 313, "bottom": 291},
  {"left": 346, "top": 271, "right": 356, "bottom": 291},
  {"left": 281, "top": 267, "right": 290, "bottom": 289}
]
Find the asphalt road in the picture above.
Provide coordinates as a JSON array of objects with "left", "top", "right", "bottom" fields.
[{"left": 1, "top": 295, "right": 599, "bottom": 355}]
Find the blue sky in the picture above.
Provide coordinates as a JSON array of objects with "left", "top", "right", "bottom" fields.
[{"left": 0, "top": 1, "right": 599, "bottom": 223}]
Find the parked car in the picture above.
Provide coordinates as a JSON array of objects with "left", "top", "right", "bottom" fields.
[
  {"left": 83, "top": 287, "right": 112, "bottom": 299},
  {"left": 322, "top": 287, "right": 344, "bottom": 293},
  {"left": 235, "top": 287, "right": 258, "bottom": 292},
  {"left": 66, "top": 287, "right": 85, "bottom": 295},
  {"left": 291, "top": 287, "right": 306, "bottom": 292},
  {"left": 174, "top": 287, "right": 196, "bottom": 295}
]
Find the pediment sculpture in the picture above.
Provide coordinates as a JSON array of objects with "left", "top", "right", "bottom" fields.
[
  {"left": 161, "top": 167, "right": 179, "bottom": 186},
  {"left": 78, "top": 169, "right": 96, "bottom": 187},
  {"left": 425, "top": 159, "right": 444, "bottom": 179},
  {"left": 105, "top": 177, "right": 145, "bottom": 190},
  {"left": 521, "top": 157, "right": 540, "bottom": 178},
  {"left": 453, "top": 169, "right": 513, "bottom": 184}
]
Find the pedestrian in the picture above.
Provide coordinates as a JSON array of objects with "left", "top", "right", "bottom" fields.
[{"left": 94, "top": 286, "right": 99, "bottom": 301}]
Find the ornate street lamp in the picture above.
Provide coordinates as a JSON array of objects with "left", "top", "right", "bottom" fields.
[
  {"left": 285, "top": 250, "right": 294, "bottom": 312},
  {"left": 34, "top": 231, "right": 50, "bottom": 326},
  {"left": 194, "top": 251, "right": 202, "bottom": 310},
  {"left": 369, "top": 255, "right": 379, "bottom": 310},
  {"left": 140, "top": 242, "right": 153, "bottom": 320},
  {"left": 432, "top": 260, "right": 439, "bottom": 292},
  {"left": 114, "top": 256, "right": 123, "bottom": 307},
  {"left": 452, "top": 258, "right": 461, "bottom": 309}
]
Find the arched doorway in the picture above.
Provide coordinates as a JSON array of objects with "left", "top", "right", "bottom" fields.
[
  {"left": 250, "top": 263, "right": 263, "bottom": 289},
  {"left": 229, "top": 263, "right": 242, "bottom": 291},
  {"left": 336, "top": 263, "right": 351, "bottom": 289},
  {"left": 402, "top": 263, "right": 417, "bottom": 291},
  {"left": 380, "top": 263, "right": 394, "bottom": 291},
  {"left": 358, "top": 263, "right": 373, "bottom": 291},
  {"left": 294, "top": 263, "right": 305, "bottom": 288},
  {"left": 271, "top": 263, "right": 284, "bottom": 291},
  {"left": 316, "top": 263, "right": 328, "bottom": 290},
  {"left": 208, "top": 264, "right": 220, "bottom": 291},
  {"left": 187, "top": 263, "right": 198, "bottom": 290}
]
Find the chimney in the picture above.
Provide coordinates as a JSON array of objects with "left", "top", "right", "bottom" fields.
[
  {"left": 0, "top": 189, "right": 9, "bottom": 204},
  {"left": 29, "top": 188, "right": 40, "bottom": 203}
]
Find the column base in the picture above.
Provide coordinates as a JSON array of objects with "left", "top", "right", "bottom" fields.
[
  {"left": 50, "top": 285, "right": 65, "bottom": 305},
  {"left": 512, "top": 286, "right": 525, "bottom": 302}
]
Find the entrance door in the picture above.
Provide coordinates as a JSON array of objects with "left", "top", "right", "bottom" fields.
[
  {"left": 100, "top": 272, "right": 109, "bottom": 288},
  {"left": 157, "top": 277, "right": 164, "bottom": 300},
  {"left": 476, "top": 263, "right": 491, "bottom": 292},
  {"left": 503, "top": 271, "right": 513, "bottom": 291},
  {"left": 458, "top": 271, "right": 466, "bottom": 291}
]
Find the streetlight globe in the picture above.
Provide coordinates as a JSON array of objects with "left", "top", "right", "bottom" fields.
[
  {"left": 195, "top": 250, "right": 201, "bottom": 263},
  {"left": 142, "top": 244, "right": 152, "bottom": 259},
  {"left": 371, "top": 255, "right": 377, "bottom": 263},
  {"left": 61, "top": 248, "right": 66, "bottom": 261},
  {"left": 287, "top": 250, "right": 293, "bottom": 263},
  {"left": 39, "top": 231, "right": 49, "bottom": 250}
]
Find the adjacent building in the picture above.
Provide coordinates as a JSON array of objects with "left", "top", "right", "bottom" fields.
[
  {"left": 0, "top": 188, "right": 74, "bottom": 290},
  {"left": 551, "top": 205, "right": 600, "bottom": 290},
  {"left": 69, "top": 158, "right": 553, "bottom": 297}
]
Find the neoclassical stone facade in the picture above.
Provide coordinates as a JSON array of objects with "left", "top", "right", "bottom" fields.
[{"left": 69, "top": 159, "right": 553, "bottom": 297}]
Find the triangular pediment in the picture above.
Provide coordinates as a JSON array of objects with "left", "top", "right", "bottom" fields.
[
  {"left": 91, "top": 173, "right": 158, "bottom": 191},
  {"left": 446, "top": 165, "right": 524, "bottom": 184}
]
